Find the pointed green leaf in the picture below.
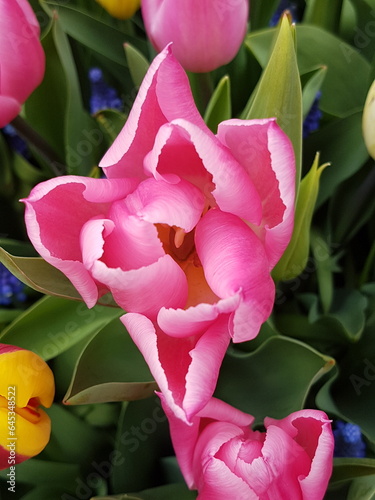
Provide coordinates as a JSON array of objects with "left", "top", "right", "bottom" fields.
[
  {"left": 272, "top": 153, "right": 329, "bottom": 281},
  {"left": 96, "top": 109, "right": 127, "bottom": 145},
  {"left": 244, "top": 15, "right": 302, "bottom": 184},
  {"left": 64, "top": 318, "right": 156, "bottom": 405},
  {"left": 0, "top": 295, "right": 121, "bottom": 360},
  {"left": 204, "top": 75, "right": 232, "bottom": 133},
  {"left": 301, "top": 66, "right": 327, "bottom": 118},
  {"left": 124, "top": 43, "right": 150, "bottom": 89},
  {"left": 348, "top": 475, "right": 375, "bottom": 500},
  {"left": 0, "top": 247, "right": 82, "bottom": 300},
  {"left": 247, "top": 25, "right": 371, "bottom": 118}
]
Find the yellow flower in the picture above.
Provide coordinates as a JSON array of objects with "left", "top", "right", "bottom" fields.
[
  {"left": 95, "top": 0, "right": 140, "bottom": 19},
  {"left": 0, "top": 344, "right": 54, "bottom": 469},
  {"left": 363, "top": 79, "right": 375, "bottom": 160}
]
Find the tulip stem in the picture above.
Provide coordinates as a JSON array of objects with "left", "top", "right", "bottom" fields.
[
  {"left": 188, "top": 72, "right": 214, "bottom": 116},
  {"left": 11, "top": 116, "right": 66, "bottom": 176}
]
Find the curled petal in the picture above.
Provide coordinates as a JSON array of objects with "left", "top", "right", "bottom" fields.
[
  {"left": 217, "top": 118, "right": 296, "bottom": 268},
  {"left": 158, "top": 295, "right": 240, "bottom": 338},
  {"left": 144, "top": 120, "right": 263, "bottom": 224},
  {"left": 196, "top": 209, "right": 275, "bottom": 342},
  {"left": 22, "top": 176, "right": 138, "bottom": 308},
  {"left": 122, "top": 314, "right": 230, "bottom": 423},
  {"left": 100, "top": 45, "right": 205, "bottom": 178},
  {"left": 93, "top": 255, "right": 187, "bottom": 318},
  {"left": 124, "top": 178, "right": 205, "bottom": 232}
]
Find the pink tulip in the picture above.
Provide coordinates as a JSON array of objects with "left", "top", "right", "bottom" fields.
[
  {"left": 141, "top": 0, "right": 249, "bottom": 72},
  {"left": 0, "top": 0, "right": 45, "bottom": 127},
  {"left": 160, "top": 395, "right": 334, "bottom": 500},
  {"left": 23, "top": 46, "right": 295, "bottom": 346}
]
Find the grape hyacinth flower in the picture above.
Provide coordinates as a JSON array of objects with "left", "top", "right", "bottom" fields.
[
  {"left": 2, "top": 124, "right": 30, "bottom": 159},
  {"left": 0, "top": 264, "right": 26, "bottom": 306},
  {"left": 333, "top": 421, "right": 366, "bottom": 458},
  {"left": 303, "top": 91, "right": 323, "bottom": 138},
  {"left": 270, "top": 0, "right": 299, "bottom": 26},
  {"left": 88, "top": 67, "right": 123, "bottom": 114}
]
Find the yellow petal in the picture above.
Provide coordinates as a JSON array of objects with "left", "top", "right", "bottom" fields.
[
  {"left": 363, "top": 79, "right": 375, "bottom": 160},
  {"left": 0, "top": 349, "right": 54, "bottom": 408},
  {"left": 0, "top": 405, "right": 51, "bottom": 459},
  {"left": 95, "top": 0, "right": 141, "bottom": 19}
]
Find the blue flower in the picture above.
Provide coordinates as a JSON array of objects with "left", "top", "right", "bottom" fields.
[
  {"left": 303, "top": 91, "right": 322, "bottom": 138},
  {"left": 269, "top": 0, "right": 299, "bottom": 26},
  {"left": 0, "top": 263, "right": 27, "bottom": 306},
  {"left": 1, "top": 124, "right": 30, "bottom": 159},
  {"left": 333, "top": 421, "right": 366, "bottom": 458},
  {"left": 88, "top": 67, "right": 123, "bottom": 114}
]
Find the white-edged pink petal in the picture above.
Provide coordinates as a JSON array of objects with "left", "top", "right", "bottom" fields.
[
  {"left": 22, "top": 176, "right": 138, "bottom": 307},
  {"left": 92, "top": 255, "right": 187, "bottom": 318},
  {"left": 124, "top": 177, "right": 205, "bottom": 232},
  {"left": 145, "top": 120, "right": 263, "bottom": 224},
  {"left": 100, "top": 45, "right": 205, "bottom": 178},
  {"left": 195, "top": 209, "right": 275, "bottom": 342},
  {"left": 157, "top": 294, "right": 240, "bottom": 338},
  {"left": 217, "top": 118, "right": 296, "bottom": 268}
]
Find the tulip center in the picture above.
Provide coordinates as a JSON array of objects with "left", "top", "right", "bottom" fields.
[{"left": 0, "top": 395, "right": 41, "bottom": 424}]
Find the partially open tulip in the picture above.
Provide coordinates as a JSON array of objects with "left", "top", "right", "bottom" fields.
[
  {"left": 95, "top": 0, "right": 140, "bottom": 19},
  {"left": 161, "top": 395, "right": 334, "bottom": 500},
  {"left": 0, "top": 344, "right": 54, "bottom": 469},
  {"left": 23, "top": 46, "right": 295, "bottom": 348},
  {"left": 0, "top": 0, "right": 45, "bottom": 128},
  {"left": 141, "top": 0, "right": 249, "bottom": 72}
]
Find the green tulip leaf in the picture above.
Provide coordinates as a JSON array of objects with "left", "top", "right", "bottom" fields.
[
  {"left": 272, "top": 153, "right": 328, "bottom": 281},
  {"left": 124, "top": 43, "right": 150, "bottom": 89},
  {"left": 0, "top": 247, "right": 82, "bottom": 301},
  {"left": 111, "top": 397, "right": 171, "bottom": 493},
  {"left": 247, "top": 25, "right": 371, "bottom": 118},
  {"left": 301, "top": 66, "right": 327, "bottom": 118},
  {"left": 244, "top": 15, "right": 302, "bottom": 185},
  {"left": 95, "top": 109, "right": 127, "bottom": 145},
  {"left": 43, "top": 403, "right": 107, "bottom": 465},
  {"left": 64, "top": 318, "right": 156, "bottom": 405},
  {"left": 215, "top": 336, "right": 335, "bottom": 425},
  {"left": 304, "top": 112, "right": 369, "bottom": 208},
  {"left": 303, "top": 0, "right": 344, "bottom": 33},
  {"left": 0, "top": 295, "right": 121, "bottom": 360},
  {"left": 331, "top": 458, "right": 375, "bottom": 484},
  {"left": 204, "top": 75, "right": 232, "bottom": 133},
  {"left": 275, "top": 289, "right": 367, "bottom": 355},
  {"left": 348, "top": 475, "right": 375, "bottom": 500},
  {"left": 42, "top": 1, "right": 147, "bottom": 65},
  {"left": 325, "top": 325, "right": 375, "bottom": 444}
]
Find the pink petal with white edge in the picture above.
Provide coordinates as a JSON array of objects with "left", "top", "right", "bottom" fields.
[
  {"left": 100, "top": 45, "right": 205, "bottom": 179},
  {"left": 144, "top": 120, "right": 263, "bottom": 225},
  {"left": 217, "top": 118, "right": 295, "bottom": 268},
  {"left": 157, "top": 294, "right": 240, "bottom": 338},
  {"left": 123, "top": 313, "right": 230, "bottom": 423},
  {"left": 92, "top": 254, "right": 187, "bottom": 318},
  {"left": 159, "top": 394, "right": 254, "bottom": 489},
  {"left": 195, "top": 209, "right": 275, "bottom": 342},
  {"left": 124, "top": 177, "right": 205, "bottom": 232},
  {"left": 22, "top": 176, "right": 138, "bottom": 308},
  {"left": 265, "top": 410, "right": 334, "bottom": 500}
]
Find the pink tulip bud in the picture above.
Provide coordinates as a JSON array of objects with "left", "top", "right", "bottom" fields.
[
  {"left": 0, "top": 344, "right": 55, "bottom": 469},
  {"left": 0, "top": 0, "right": 45, "bottom": 127},
  {"left": 141, "top": 0, "right": 249, "bottom": 72}
]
